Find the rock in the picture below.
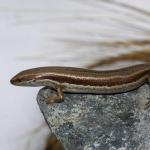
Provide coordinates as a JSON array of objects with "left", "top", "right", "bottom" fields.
[{"left": 37, "top": 84, "right": 150, "bottom": 150}]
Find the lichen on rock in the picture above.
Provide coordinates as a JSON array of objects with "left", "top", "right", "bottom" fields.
[{"left": 37, "top": 85, "right": 150, "bottom": 150}]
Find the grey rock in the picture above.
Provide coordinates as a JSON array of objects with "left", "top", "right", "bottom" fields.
[{"left": 37, "top": 84, "right": 150, "bottom": 150}]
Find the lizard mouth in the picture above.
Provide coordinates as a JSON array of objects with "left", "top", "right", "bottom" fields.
[{"left": 10, "top": 76, "right": 22, "bottom": 85}]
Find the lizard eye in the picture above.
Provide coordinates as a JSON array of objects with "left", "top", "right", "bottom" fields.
[{"left": 32, "top": 79, "right": 36, "bottom": 82}]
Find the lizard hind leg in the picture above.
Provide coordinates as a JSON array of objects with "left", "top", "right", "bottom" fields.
[{"left": 45, "top": 86, "right": 64, "bottom": 104}]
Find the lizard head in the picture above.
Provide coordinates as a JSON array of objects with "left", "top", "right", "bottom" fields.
[
  {"left": 10, "top": 67, "right": 60, "bottom": 87},
  {"left": 10, "top": 68, "right": 44, "bottom": 86}
]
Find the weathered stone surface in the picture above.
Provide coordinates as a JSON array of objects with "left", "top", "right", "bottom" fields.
[{"left": 37, "top": 84, "right": 150, "bottom": 150}]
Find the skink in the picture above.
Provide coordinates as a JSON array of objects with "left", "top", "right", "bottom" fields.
[{"left": 10, "top": 64, "right": 150, "bottom": 108}]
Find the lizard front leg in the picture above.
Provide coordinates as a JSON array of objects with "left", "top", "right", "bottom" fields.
[
  {"left": 144, "top": 78, "right": 150, "bottom": 109},
  {"left": 45, "top": 86, "right": 64, "bottom": 104}
]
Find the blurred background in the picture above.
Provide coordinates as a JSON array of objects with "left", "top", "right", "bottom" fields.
[{"left": 1, "top": 0, "right": 150, "bottom": 150}]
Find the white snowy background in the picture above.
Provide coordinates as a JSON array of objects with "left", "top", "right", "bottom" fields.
[{"left": 1, "top": 0, "right": 150, "bottom": 150}]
